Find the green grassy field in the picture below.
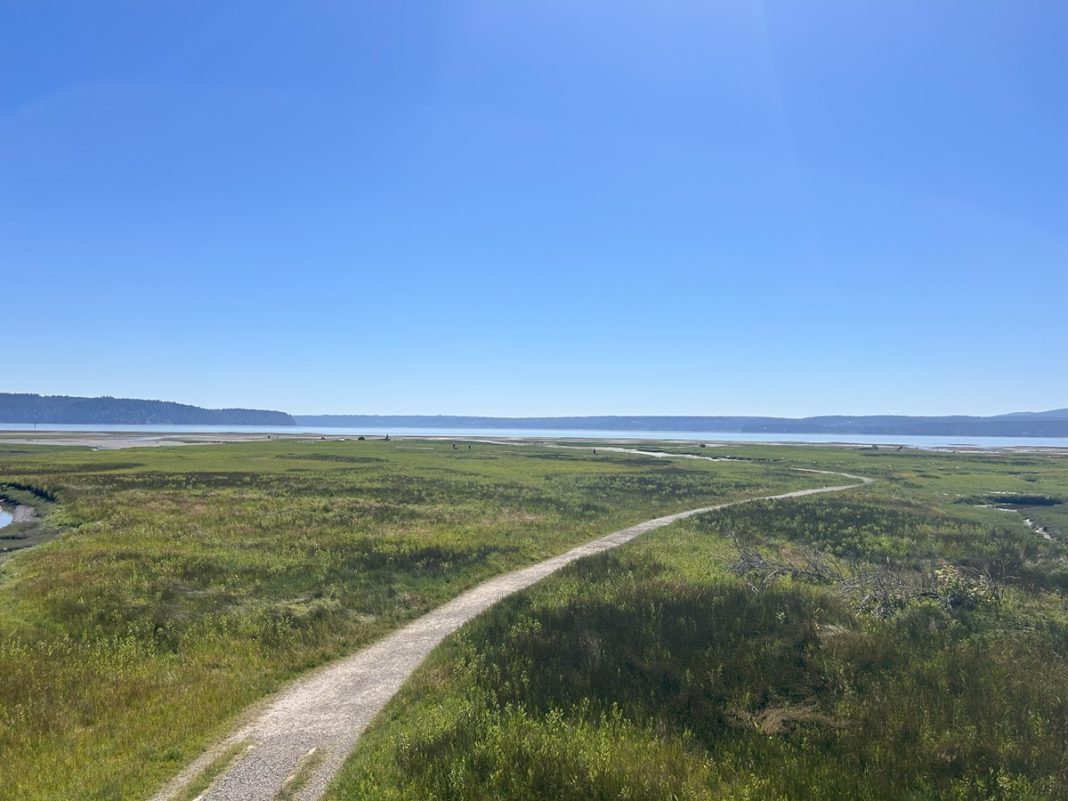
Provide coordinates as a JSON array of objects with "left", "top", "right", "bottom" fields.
[
  {"left": 0, "top": 437, "right": 834, "bottom": 801},
  {"left": 324, "top": 445, "right": 1068, "bottom": 801}
]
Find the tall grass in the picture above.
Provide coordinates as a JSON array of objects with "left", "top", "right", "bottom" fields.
[
  {"left": 327, "top": 449, "right": 1068, "bottom": 801},
  {"left": 0, "top": 438, "right": 824, "bottom": 800}
]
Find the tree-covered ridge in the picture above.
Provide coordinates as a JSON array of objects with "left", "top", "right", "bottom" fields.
[{"left": 0, "top": 393, "right": 295, "bottom": 426}]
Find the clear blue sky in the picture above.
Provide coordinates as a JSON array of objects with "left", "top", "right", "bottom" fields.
[{"left": 2, "top": 2, "right": 1065, "bottom": 416}]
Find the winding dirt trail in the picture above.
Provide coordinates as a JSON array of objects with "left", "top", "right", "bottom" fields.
[{"left": 149, "top": 449, "right": 872, "bottom": 801}]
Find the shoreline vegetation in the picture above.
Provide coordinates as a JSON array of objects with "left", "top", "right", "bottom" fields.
[
  {"left": 0, "top": 438, "right": 829, "bottom": 800},
  {"left": 325, "top": 445, "right": 1068, "bottom": 801},
  {"left": 148, "top": 454, "right": 870, "bottom": 801},
  {"left": 0, "top": 439, "right": 1064, "bottom": 800}
]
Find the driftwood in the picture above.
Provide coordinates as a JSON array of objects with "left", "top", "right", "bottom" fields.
[
  {"left": 728, "top": 537, "right": 845, "bottom": 589},
  {"left": 728, "top": 535, "right": 999, "bottom": 618}
]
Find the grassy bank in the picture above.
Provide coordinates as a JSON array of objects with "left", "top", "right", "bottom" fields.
[
  {"left": 326, "top": 447, "right": 1068, "bottom": 801},
  {"left": 0, "top": 438, "right": 827, "bottom": 800}
]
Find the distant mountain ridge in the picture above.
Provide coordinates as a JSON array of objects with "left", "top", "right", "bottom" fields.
[
  {"left": 0, "top": 393, "right": 295, "bottom": 426},
  {"left": 295, "top": 411, "right": 1068, "bottom": 438},
  {"left": 2, "top": 394, "right": 1063, "bottom": 435}
]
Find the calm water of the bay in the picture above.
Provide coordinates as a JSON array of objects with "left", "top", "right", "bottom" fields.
[{"left": 0, "top": 423, "right": 1065, "bottom": 450}]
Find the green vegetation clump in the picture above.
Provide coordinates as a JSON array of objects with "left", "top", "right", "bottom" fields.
[{"left": 328, "top": 448, "right": 1068, "bottom": 801}]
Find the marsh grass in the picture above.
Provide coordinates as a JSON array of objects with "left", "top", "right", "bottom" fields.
[
  {"left": 327, "top": 448, "right": 1068, "bottom": 801},
  {"left": 0, "top": 439, "right": 827, "bottom": 800}
]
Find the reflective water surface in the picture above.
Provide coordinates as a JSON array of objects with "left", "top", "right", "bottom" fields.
[{"left": 0, "top": 423, "right": 1065, "bottom": 449}]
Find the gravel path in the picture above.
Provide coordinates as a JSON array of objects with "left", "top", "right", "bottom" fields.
[{"left": 149, "top": 451, "right": 871, "bottom": 801}]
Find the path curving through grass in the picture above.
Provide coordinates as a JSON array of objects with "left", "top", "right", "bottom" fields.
[{"left": 148, "top": 449, "right": 872, "bottom": 801}]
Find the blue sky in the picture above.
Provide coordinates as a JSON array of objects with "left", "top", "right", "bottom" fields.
[{"left": 2, "top": 1, "right": 1065, "bottom": 416}]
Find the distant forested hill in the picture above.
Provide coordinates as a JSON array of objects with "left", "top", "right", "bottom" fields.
[
  {"left": 295, "top": 411, "right": 1068, "bottom": 437},
  {"left": 0, "top": 394, "right": 295, "bottom": 426}
]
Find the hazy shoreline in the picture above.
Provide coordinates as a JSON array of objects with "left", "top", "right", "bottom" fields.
[{"left": 1, "top": 427, "right": 1066, "bottom": 452}]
